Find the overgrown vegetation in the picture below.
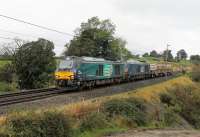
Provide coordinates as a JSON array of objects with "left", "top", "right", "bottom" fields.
[
  {"left": 13, "top": 38, "right": 56, "bottom": 89},
  {"left": 6, "top": 111, "right": 72, "bottom": 137},
  {"left": 80, "top": 112, "right": 110, "bottom": 131},
  {"left": 161, "top": 85, "right": 200, "bottom": 128},
  {"left": 0, "top": 62, "right": 17, "bottom": 92},
  {"left": 0, "top": 75, "right": 199, "bottom": 137},
  {"left": 103, "top": 98, "right": 148, "bottom": 127},
  {"left": 191, "top": 63, "right": 200, "bottom": 82}
]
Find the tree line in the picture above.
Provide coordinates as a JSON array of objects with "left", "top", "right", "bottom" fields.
[{"left": 142, "top": 49, "right": 200, "bottom": 62}]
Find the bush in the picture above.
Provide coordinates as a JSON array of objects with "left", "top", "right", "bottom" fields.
[
  {"left": 0, "top": 63, "right": 15, "bottom": 83},
  {"left": 159, "top": 93, "right": 173, "bottom": 106},
  {"left": 191, "top": 64, "right": 200, "bottom": 82},
  {"left": 0, "top": 82, "right": 18, "bottom": 92},
  {"left": 0, "top": 133, "right": 9, "bottom": 137},
  {"left": 165, "top": 85, "right": 200, "bottom": 129},
  {"left": 102, "top": 98, "right": 148, "bottom": 126},
  {"left": 7, "top": 111, "right": 72, "bottom": 137},
  {"left": 80, "top": 112, "right": 110, "bottom": 132},
  {"left": 163, "top": 107, "right": 181, "bottom": 127}
]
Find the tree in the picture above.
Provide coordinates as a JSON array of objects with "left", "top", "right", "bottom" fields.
[
  {"left": 176, "top": 49, "right": 187, "bottom": 61},
  {"left": 190, "top": 55, "right": 200, "bottom": 62},
  {"left": 0, "top": 63, "right": 15, "bottom": 83},
  {"left": 13, "top": 38, "right": 56, "bottom": 89},
  {"left": 142, "top": 52, "right": 149, "bottom": 57},
  {"left": 162, "top": 50, "right": 174, "bottom": 61},
  {"left": 150, "top": 50, "right": 159, "bottom": 58},
  {"left": 190, "top": 55, "right": 200, "bottom": 82},
  {"left": 64, "top": 17, "right": 133, "bottom": 61}
]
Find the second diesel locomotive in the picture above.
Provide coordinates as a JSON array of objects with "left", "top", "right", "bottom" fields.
[{"left": 55, "top": 56, "right": 172, "bottom": 88}]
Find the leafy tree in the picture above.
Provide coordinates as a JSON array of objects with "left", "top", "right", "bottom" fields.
[
  {"left": 190, "top": 55, "right": 200, "bottom": 63},
  {"left": 190, "top": 55, "right": 200, "bottom": 81},
  {"left": 176, "top": 49, "right": 187, "bottom": 61},
  {"left": 142, "top": 52, "right": 149, "bottom": 57},
  {"left": 64, "top": 17, "right": 133, "bottom": 61},
  {"left": 150, "top": 50, "right": 159, "bottom": 58},
  {"left": 13, "top": 38, "right": 56, "bottom": 89},
  {"left": 162, "top": 50, "right": 174, "bottom": 61}
]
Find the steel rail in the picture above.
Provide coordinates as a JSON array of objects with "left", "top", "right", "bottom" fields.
[{"left": 0, "top": 88, "right": 70, "bottom": 106}]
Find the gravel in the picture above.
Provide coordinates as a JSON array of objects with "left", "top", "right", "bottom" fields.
[
  {"left": 0, "top": 76, "right": 174, "bottom": 115},
  {"left": 104, "top": 129, "right": 200, "bottom": 137}
]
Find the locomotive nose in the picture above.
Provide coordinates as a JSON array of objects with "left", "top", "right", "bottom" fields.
[{"left": 55, "top": 71, "right": 75, "bottom": 80}]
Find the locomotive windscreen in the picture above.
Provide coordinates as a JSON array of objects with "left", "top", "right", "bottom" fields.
[{"left": 58, "top": 60, "right": 73, "bottom": 70}]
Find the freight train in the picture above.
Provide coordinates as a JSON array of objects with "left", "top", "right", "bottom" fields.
[{"left": 55, "top": 56, "right": 173, "bottom": 88}]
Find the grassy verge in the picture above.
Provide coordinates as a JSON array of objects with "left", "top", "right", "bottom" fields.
[
  {"left": 0, "top": 76, "right": 199, "bottom": 137},
  {"left": 0, "top": 60, "right": 10, "bottom": 68},
  {"left": 0, "top": 82, "right": 17, "bottom": 93},
  {"left": 75, "top": 127, "right": 127, "bottom": 137}
]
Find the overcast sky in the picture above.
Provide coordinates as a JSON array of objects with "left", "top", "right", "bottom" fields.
[{"left": 0, "top": 0, "right": 200, "bottom": 56}]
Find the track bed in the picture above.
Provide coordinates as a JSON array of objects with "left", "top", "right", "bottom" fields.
[{"left": 0, "top": 76, "right": 175, "bottom": 115}]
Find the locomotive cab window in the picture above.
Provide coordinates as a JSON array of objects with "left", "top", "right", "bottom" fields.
[
  {"left": 114, "top": 65, "right": 121, "bottom": 75},
  {"left": 96, "top": 64, "right": 104, "bottom": 76}
]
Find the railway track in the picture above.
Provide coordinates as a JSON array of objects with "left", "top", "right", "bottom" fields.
[
  {"left": 0, "top": 74, "right": 179, "bottom": 108},
  {"left": 0, "top": 88, "right": 70, "bottom": 107}
]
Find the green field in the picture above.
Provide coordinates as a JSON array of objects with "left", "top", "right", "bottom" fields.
[
  {"left": 139, "top": 57, "right": 163, "bottom": 64},
  {"left": 139, "top": 57, "right": 191, "bottom": 66},
  {"left": 0, "top": 60, "right": 10, "bottom": 68},
  {"left": 0, "top": 60, "right": 14, "bottom": 92}
]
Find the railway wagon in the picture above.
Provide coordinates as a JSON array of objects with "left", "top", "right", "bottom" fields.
[
  {"left": 150, "top": 63, "right": 173, "bottom": 77},
  {"left": 126, "top": 60, "right": 151, "bottom": 80},
  {"left": 55, "top": 56, "right": 125, "bottom": 87}
]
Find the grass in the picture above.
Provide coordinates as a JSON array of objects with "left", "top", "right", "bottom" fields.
[
  {"left": 0, "top": 60, "right": 10, "bottom": 68},
  {"left": 76, "top": 127, "right": 127, "bottom": 137},
  {"left": 58, "top": 76, "right": 192, "bottom": 120},
  {"left": 0, "top": 82, "right": 17, "bottom": 93},
  {"left": 139, "top": 57, "right": 163, "bottom": 64}
]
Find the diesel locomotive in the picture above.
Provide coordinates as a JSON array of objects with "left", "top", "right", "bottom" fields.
[{"left": 55, "top": 56, "right": 173, "bottom": 88}]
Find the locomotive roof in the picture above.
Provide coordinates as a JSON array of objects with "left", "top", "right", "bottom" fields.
[
  {"left": 65, "top": 56, "right": 123, "bottom": 64},
  {"left": 64, "top": 56, "right": 148, "bottom": 65}
]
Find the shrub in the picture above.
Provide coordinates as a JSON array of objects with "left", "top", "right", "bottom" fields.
[
  {"left": 163, "top": 107, "right": 181, "bottom": 127},
  {"left": 80, "top": 112, "right": 110, "bottom": 131},
  {"left": 159, "top": 93, "right": 173, "bottom": 106},
  {"left": 112, "top": 115, "right": 137, "bottom": 128},
  {"left": 102, "top": 98, "right": 148, "bottom": 126},
  {"left": 0, "top": 63, "right": 15, "bottom": 83},
  {"left": 0, "top": 82, "right": 17, "bottom": 92},
  {"left": 191, "top": 64, "right": 200, "bottom": 82},
  {"left": 166, "top": 85, "right": 200, "bottom": 129},
  {"left": 0, "top": 133, "right": 9, "bottom": 137},
  {"left": 7, "top": 111, "right": 72, "bottom": 137}
]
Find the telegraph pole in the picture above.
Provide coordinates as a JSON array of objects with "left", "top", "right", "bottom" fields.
[{"left": 166, "top": 44, "right": 171, "bottom": 62}]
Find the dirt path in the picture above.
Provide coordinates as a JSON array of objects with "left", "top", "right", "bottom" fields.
[{"left": 105, "top": 129, "right": 200, "bottom": 137}]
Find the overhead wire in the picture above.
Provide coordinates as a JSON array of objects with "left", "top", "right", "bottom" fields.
[
  {"left": 0, "top": 28, "right": 68, "bottom": 44},
  {"left": 0, "top": 14, "right": 74, "bottom": 37}
]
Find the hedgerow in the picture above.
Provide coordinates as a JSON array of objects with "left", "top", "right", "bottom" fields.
[{"left": 102, "top": 98, "right": 148, "bottom": 126}]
